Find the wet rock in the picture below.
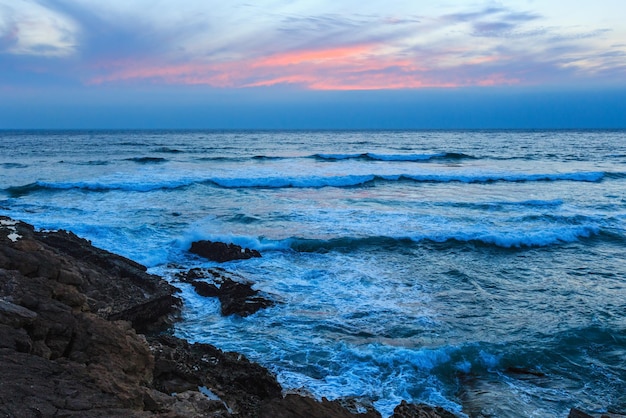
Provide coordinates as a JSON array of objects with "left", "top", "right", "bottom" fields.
[
  {"left": 391, "top": 400, "right": 457, "bottom": 418},
  {"left": 178, "top": 267, "right": 275, "bottom": 317},
  {"left": 150, "top": 334, "right": 282, "bottom": 416},
  {"left": 0, "top": 217, "right": 462, "bottom": 418},
  {"left": 216, "top": 278, "right": 275, "bottom": 316},
  {"left": 569, "top": 408, "right": 595, "bottom": 418},
  {"left": 189, "top": 240, "right": 261, "bottom": 262},
  {"left": 259, "top": 394, "right": 381, "bottom": 418}
]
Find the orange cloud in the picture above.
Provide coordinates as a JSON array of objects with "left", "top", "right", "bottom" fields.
[
  {"left": 254, "top": 45, "right": 376, "bottom": 67},
  {"left": 88, "top": 44, "right": 519, "bottom": 90}
]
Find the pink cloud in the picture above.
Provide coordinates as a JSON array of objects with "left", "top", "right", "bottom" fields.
[
  {"left": 253, "top": 45, "right": 376, "bottom": 67},
  {"left": 88, "top": 44, "right": 522, "bottom": 90}
]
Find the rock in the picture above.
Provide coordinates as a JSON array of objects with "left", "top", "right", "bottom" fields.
[
  {"left": 391, "top": 400, "right": 457, "bottom": 418},
  {"left": 0, "top": 217, "right": 462, "bottom": 418},
  {"left": 0, "top": 217, "right": 177, "bottom": 415},
  {"left": 36, "top": 227, "right": 181, "bottom": 332},
  {"left": 177, "top": 267, "right": 275, "bottom": 316},
  {"left": 216, "top": 278, "right": 275, "bottom": 316},
  {"left": 1, "top": 217, "right": 181, "bottom": 333},
  {"left": 259, "top": 394, "right": 381, "bottom": 418},
  {"left": 189, "top": 240, "right": 261, "bottom": 262},
  {"left": 0, "top": 298, "right": 38, "bottom": 328},
  {"left": 149, "top": 334, "right": 282, "bottom": 416},
  {"left": 569, "top": 408, "right": 595, "bottom": 418}
]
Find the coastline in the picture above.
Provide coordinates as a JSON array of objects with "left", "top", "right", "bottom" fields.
[{"left": 0, "top": 216, "right": 456, "bottom": 417}]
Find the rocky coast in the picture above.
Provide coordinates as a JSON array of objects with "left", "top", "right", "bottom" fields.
[
  {"left": 0, "top": 216, "right": 457, "bottom": 417},
  {"left": 1, "top": 216, "right": 617, "bottom": 418}
]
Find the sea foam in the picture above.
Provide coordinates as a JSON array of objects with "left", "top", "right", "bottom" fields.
[{"left": 4, "top": 171, "right": 609, "bottom": 196}]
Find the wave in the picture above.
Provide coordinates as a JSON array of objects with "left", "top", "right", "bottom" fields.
[
  {"left": 605, "top": 172, "right": 626, "bottom": 180},
  {"left": 1, "top": 163, "right": 28, "bottom": 169},
  {"left": 125, "top": 157, "right": 168, "bottom": 164},
  {"left": 190, "top": 152, "right": 474, "bottom": 163},
  {"left": 4, "top": 171, "right": 611, "bottom": 197},
  {"left": 197, "top": 156, "right": 246, "bottom": 162},
  {"left": 252, "top": 155, "right": 286, "bottom": 161},
  {"left": 293, "top": 226, "right": 600, "bottom": 250},
  {"left": 449, "top": 199, "right": 565, "bottom": 210},
  {"left": 81, "top": 160, "right": 110, "bottom": 166},
  {"left": 154, "top": 147, "right": 183, "bottom": 154},
  {"left": 4, "top": 179, "right": 197, "bottom": 197},
  {"left": 178, "top": 224, "right": 605, "bottom": 255},
  {"left": 57, "top": 160, "right": 110, "bottom": 166},
  {"left": 313, "top": 152, "right": 475, "bottom": 162},
  {"left": 207, "top": 171, "right": 606, "bottom": 188}
]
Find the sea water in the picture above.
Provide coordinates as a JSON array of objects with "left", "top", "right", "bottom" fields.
[{"left": 1, "top": 130, "right": 625, "bottom": 417}]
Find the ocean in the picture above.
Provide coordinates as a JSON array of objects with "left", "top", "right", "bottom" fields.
[{"left": 1, "top": 130, "right": 625, "bottom": 417}]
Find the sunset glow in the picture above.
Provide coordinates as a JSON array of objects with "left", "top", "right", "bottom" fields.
[{"left": 1, "top": 0, "right": 624, "bottom": 128}]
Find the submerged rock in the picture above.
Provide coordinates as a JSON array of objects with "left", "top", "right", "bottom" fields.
[{"left": 189, "top": 240, "right": 261, "bottom": 262}]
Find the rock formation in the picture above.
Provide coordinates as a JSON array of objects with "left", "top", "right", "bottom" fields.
[
  {"left": 176, "top": 267, "right": 275, "bottom": 316},
  {"left": 0, "top": 216, "right": 456, "bottom": 417},
  {"left": 189, "top": 240, "right": 262, "bottom": 263}
]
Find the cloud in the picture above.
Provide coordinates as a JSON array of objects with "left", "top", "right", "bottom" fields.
[
  {"left": 0, "top": 0, "right": 78, "bottom": 56},
  {"left": 2, "top": 1, "right": 625, "bottom": 91}
]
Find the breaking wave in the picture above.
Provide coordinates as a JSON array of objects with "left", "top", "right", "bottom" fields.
[
  {"left": 313, "top": 152, "right": 475, "bottom": 162},
  {"left": 4, "top": 171, "right": 612, "bottom": 197}
]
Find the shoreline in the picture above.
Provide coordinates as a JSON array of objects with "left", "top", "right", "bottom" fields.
[{"left": 0, "top": 216, "right": 456, "bottom": 417}]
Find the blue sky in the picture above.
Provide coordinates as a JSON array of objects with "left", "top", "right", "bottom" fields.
[{"left": 1, "top": 0, "right": 625, "bottom": 129}]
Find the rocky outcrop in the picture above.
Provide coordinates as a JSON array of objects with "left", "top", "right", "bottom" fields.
[
  {"left": 0, "top": 217, "right": 457, "bottom": 417},
  {"left": 259, "top": 394, "right": 380, "bottom": 418},
  {"left": 0, "top": 218, "right": 179, "bottom": 333},
  {"left": 176, "top": 267, "right": 275, "bottom": 316},
  {"left": 391, "top": 401, "right": 457, "bottom": 418},
  {"left": 189, "top": 240, "right": 261, "bottom": 262},
  {"left": 150, "top": 335, "right": 282, "bottom": 416}
]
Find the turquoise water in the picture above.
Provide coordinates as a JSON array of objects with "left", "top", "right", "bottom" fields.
[{"left": 1, "top": 130, "right": 625, "bottom": 416}]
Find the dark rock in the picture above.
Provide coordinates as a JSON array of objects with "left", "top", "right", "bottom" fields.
[
  {"left": 150, "top": 334, "right": 282, "bottom": 416},
  {"left": 177, "top": 267, "right": 275, "bottom": 316},
  {"left": 36, "top": 227, "right": 181, "bottom": 333},
  {"left": 569, "top": 408, "right": 595, "bottom": 418},
  {"left": 0, "top": 298, "right": 38, "bottom": 328},
  {"left": 0, "top": 217, "right": 462, "bottom": 418},
  {"left": 217, "top": 278, "right": 275, "bottom": 316},
  {"left": 0, "top": 217, "right": 177, "bottom": 415},
  {"left": 190, "top": 280, "right": 220, "bottom": 297},
  {"left": 259, "top": 394, "right": 381, "bottom": 418},
  {"left": 1, "top": 218, "right": 181, "bottom": 333},
  {"left": 189, "top": 240, "right": 261, "bottom": 262},
  {"left": 391, "top": 400, "right": 457, "bottom": 418}
]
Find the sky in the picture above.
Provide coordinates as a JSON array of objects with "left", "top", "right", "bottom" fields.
[{"left": 1, "top": 0, "right": 625, "bottom": 129}]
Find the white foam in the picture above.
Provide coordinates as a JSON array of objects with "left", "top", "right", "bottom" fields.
[
  {"left": 19, "top": 169, "right": 609, "bottom": 194},
  {"left": 7, "top": 232, "right": 22, "bottom": 242},
  {"left": 1, "top": 220, "right": 22, "bottom": 242}
]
